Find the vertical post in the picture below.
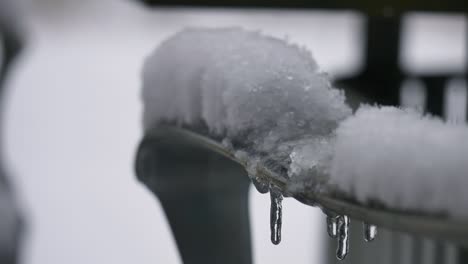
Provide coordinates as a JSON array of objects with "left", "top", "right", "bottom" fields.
[
  {"left": 135, "top": 135, "right": 252, "bottom": 264},
  {"left": 0, "top": 13, "right": 24, "bottom": 264},
  {"left": 336, "top": 15, "right": 403, "bottom": 107},
  {"left": 423, "top": 77, "right": 446, "bottom": 116}
]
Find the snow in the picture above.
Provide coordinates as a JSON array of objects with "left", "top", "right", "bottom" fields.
[
  {"left": 143, "top": 28, "right": 468, "bottom": 219},
  {"left": 286, "top": 136, "right": 334, "bottom": 193},
  {"left": 142, "top": 27, "right": 351, "bottom": 153},
  {"left": 330, "top": 106, "right": 468, "bottom": 218}
]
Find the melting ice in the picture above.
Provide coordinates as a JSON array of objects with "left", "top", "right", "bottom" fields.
[
  {"left": 252, "top": 176, "right": 269, "bottom": 194},
  {"left": 326, "top": 215, "right": 339, "bottom": 238},
  {"left": 336, "top": 215, "right": 350, "bottom": 260},
  {"left": 270, "top": 187, "right": 283, "bottom": 245},
  {"left": 363, "top": 222, "right": 377, "bottom": 242}
]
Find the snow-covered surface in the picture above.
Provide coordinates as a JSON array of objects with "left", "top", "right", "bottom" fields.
[
  {"left": 331, "top": 106, "right": 468, "bottom": 218},
  {"left": 142, "top": 28, "right": 351, "bottom": 153},
  {"left": 143, "top": 28, "right": 468, "bottom": 219}
]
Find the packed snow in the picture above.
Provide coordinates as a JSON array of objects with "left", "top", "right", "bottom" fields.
[
  {"left": 330, "top": 106, "right": 468, "bottom": 218},
  {"left": 142, "top": 27, "right": 468, "bottom": 218}
]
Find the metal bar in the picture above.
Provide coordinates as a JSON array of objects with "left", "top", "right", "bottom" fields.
[{"left": 146, "top": 125, "right": 468, "bottom": 247}]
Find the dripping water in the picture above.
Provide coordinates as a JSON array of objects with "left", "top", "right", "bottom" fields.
[
  {"left": 363, "top": 222, "right": 377, "bottom": 242},
  {"left": 336, "top": 215, "right": 350, "bottom": 260},
  {"left": 326, "top": 215, "right": 339, "bottom": 238},
  {"left": 270, "top": 186, "right": 283, "bottom": 245},
  {"left": 252, "top": 176, "right": 269, "bottom": 194}
]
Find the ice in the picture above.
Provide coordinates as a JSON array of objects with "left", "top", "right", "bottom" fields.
[
  {"left": 363, "top": 222, "right": 377, "bottom": 242},
  {"left": 336, "top": 215, "right": 350, "bottom": 260},
  {"left": 330, "top": 105, "right": 468, "bottom": 218},
  {"left": 326, "top": 215, "right": 339, "bottom": 238},
  {"left": 270, "top": 186, "right": 283, "bottom": 245},
  {"left": 142, "top": 27, "right": 351, "bottom": 153},
  {"left": 252, "top": 176, "right": 269, "bottom": 194}
]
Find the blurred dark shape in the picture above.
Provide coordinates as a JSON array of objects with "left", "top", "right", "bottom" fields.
[
  {"left": 337, "top": 16, "right": 402, "bottom": 109},
  {"left": 337, "top": 16, "right": 458, "bottom": 117},
  {"left": 0, "top": 173, "right": 23, "bottom": 264},
  {"left": 0, "top": 1, "right": 25, "bottom": 263},
  {"left": 136, "top": 0, "right": 467, "bottom": 13},
  {"left": 0, "top": 21, "right": 23, "bottom": 90},
  {"left": 135, "top": 131, "right": 252, "bottom": 264}
]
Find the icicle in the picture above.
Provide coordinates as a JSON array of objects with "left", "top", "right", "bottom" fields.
[
  {"left": 363, "top": 222, "right": 377, "bottom": 242},
  {"left": 270, "top": 187, "right": 283, "bottom": 245},
  {"left": 252, "top": 176, "right": 269, "bottom": 194},
  {"left": 336, "top": 215, "right": 350, "bottom": 260},
  {"left": 326, "top": 215, "right": 339, "bottom": 238}
]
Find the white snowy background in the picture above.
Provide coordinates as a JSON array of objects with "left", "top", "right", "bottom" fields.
[{"left": 1, "top": 0, "right": 466, "bottom": 263}]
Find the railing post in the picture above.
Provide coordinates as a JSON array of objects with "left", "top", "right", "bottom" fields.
[{"left": 135, "top": 134, "right": 252, "bottom": 264}]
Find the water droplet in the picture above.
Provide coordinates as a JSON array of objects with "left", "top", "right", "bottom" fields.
[
  {"left": 326, "top": 215, "right": 339, "bottom": 238},
  {"left": 270, "top": 187, "right": 283, "bottom": 245},
  {"left": 363, "top": 222, "right": 377, "bottom": 242},
  {"left": 336, "top": 215, "right": 350, "bottom": 260},
  {"left": 252, "top": 177, "right": 269, "bottom": 194}
]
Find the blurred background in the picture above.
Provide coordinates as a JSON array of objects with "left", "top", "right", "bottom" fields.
[{"left": 1, "top": 0, "right": 466, "bottom": 263}]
